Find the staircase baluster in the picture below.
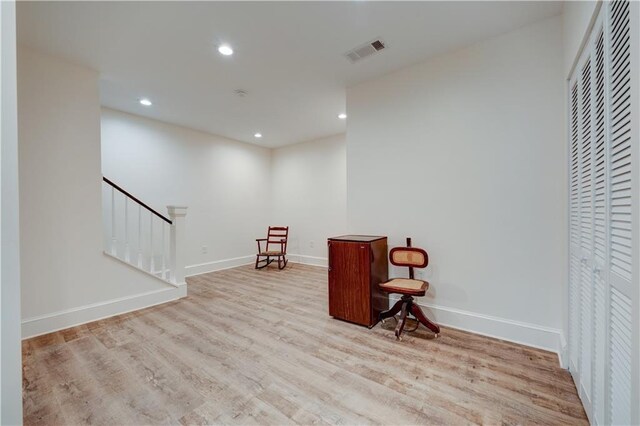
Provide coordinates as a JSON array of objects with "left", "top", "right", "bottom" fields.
[
  {"left": 137, "top": 204, "right": 143, "bottom": 268},
  {"left": 110, "top": 186, "right": 117, "bottom": 256},
  {"left": 102, "top": 177, "right": 184, "bottom": 285},
  {"left": 161, "top": 221, "right": 166, "bottom": 280},
  {"left": 149, "top": 211, "right": 155, "bottom": 274},
  {"left": 124, "top": 196, "right": 130, "bottom": 262}
]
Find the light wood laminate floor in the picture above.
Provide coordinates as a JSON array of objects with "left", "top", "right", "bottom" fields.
[{"left": 23, "top": 264, "right": 587, "bottom": 425}]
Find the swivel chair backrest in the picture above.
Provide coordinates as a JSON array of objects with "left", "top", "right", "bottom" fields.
[{"left": 389, "top": 237, "right": 428, "bottom": 279}]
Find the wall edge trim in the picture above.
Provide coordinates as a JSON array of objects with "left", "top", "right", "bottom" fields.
[
  {"left": 21, "top": 285, "right": 186, "bottom": 339},
  {"left": 388, "top": 294, "right": 565, "bottom": 366}
]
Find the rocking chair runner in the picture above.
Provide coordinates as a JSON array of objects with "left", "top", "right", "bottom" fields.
[
  {"left": 255, "top": 226, "right": 289, "bottom": 270},
  {"left": 378, "top": 237, "right": 440, "bottom": 339}
]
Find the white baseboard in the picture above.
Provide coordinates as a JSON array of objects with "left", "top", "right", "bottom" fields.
[
  {"left": 389, "top": 295, "right": 565, "bottom": 366},
  {"left": 579, "top": 383, "right": 593, "bottom": 423},
  {"left": 185, "top": 254, "right": 327, "bottom": 276},
  {"left": 185, "top": 255, "right": 255, "bottom": 277},
  {"left": 21, "top": 285, "right": 186, "bottom": 339},
  {"left": 288, "top": 254, "right": 328, "bottom": 267},
  {"left": 557, "top": 332, "right": 568, "bottom": 368}
]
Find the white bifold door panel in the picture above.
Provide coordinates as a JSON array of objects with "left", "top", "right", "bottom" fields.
[{"left": 567, "top": 1, "right": 639, "bottom": 425}]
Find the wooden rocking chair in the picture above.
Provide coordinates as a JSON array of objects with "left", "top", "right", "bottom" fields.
[{"left": 255, "top": 226, "right": 289, "bottom": 270}]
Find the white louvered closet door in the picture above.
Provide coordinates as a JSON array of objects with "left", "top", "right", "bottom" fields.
[
  {"left": 569, "top": 28, "right": 596, "bottom": 418},
  {"left": 567, "top": 1, "right": 639, "bottom": 425},
  {"left": 607, "top": 1, "right": 636, "bottom": 424}
]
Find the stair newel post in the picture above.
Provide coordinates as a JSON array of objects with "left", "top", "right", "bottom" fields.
[
  {"left": 167, "top": 206, "right": 188, "bottom": 286},
  {"left": 110, "top": 186, "right": 117, "bottom": 256}
]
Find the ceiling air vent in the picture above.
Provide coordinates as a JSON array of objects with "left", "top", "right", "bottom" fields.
[{"left": 344, "top": 38, "right": 386, "bottom": 63}]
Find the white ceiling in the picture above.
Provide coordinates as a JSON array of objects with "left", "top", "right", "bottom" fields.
[{"left": 17, "top": 1, "right": 562, "bottom": 148}]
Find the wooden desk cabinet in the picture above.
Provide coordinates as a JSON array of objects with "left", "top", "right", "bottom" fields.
[{"left": 327, "top": 235, "right": 389, "bottom": 327}]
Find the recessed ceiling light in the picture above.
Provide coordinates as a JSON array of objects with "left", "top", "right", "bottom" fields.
[
  {"left": 338, "top": 113, "right": 347, "bottom": 119},
  {"left": 254, "top": 133, "right": 262, "bottom": 138},
  {"left": 218, "top": 45, "right": 234, "bottom": 56},
  {"left": 139, "top": 98, "right": 152, "bottom": 106}
]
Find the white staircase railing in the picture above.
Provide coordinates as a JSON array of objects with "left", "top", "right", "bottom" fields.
[{"left": 102, "top": 177, "right": 187, "bottom": 286}]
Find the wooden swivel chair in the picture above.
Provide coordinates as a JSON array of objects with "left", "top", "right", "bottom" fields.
[
  {"left": 378, "top": 238, "right": 440, "bottom": 340},
  {"left": 255, "top": 226, "right": 289, "bottom": 270}
]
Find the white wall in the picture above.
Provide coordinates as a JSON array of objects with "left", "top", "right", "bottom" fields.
[
  {"left": 101, "top": 108, "right": 272, "bottom": 276},
  {"left": 347, "top": 16, "right": 565, "bottom": 354},
  {"left": 1, "top": 1, "right": 23, "bottom": 423},
  {"left": 271, "top": 134, "right": 347, "bottom": 265},
  {"left": 102, "top": 110, "right": 345, "bottom": 270},
  {"left": 18, "top": 48, "right": 183, "bottom": 338},
  {"left": 563, "top": 1, "right": 599, "bottom": 77}
]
